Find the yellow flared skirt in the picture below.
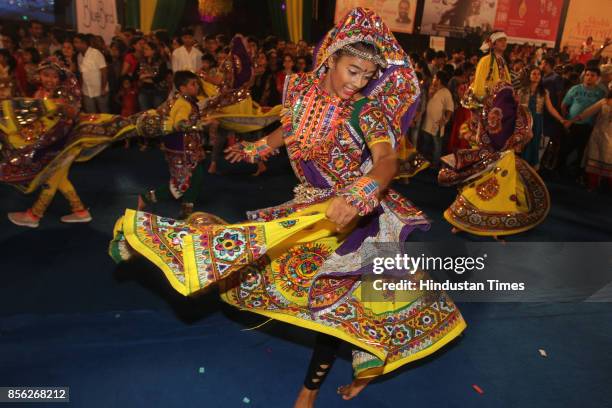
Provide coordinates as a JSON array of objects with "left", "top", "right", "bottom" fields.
[
  {"left": 111, "top": 201, "right": 466, "bottom": 378},
  {"left": 444, "top": 151, "right": 550, "bottom": 236}
]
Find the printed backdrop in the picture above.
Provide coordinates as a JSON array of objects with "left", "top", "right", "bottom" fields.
[
  {"left": 494, "top": 0, "right": 564, "bottom": 46},
  {"left": 421, "top": 0, "right": 499, "bottom": 38},
  {"left": 561, "top": 0, "right": 612, "bottom": 57},
  {"left": 335, "top": 0, "right": 417, "bottom": 34}
]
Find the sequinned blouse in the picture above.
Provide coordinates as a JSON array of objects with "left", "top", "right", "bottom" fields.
[{"left": 281, "top": 72, "right": 392, "bottom": 191}]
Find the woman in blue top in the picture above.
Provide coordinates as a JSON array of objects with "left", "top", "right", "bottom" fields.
[{"left": 517, "top": 67, "right": 567, "bottom": 169}]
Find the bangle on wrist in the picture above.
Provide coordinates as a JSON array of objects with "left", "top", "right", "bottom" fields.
[
  {"left": 339, "top": 176, "right": 380, "bottom": 216},
  {"left": 239, "top": 139, "right": 278, "bottom": 164}
]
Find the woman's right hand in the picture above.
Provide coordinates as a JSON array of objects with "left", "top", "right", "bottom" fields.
[{"left": 326, "top": 196, "right": 359, "bottom": 232}]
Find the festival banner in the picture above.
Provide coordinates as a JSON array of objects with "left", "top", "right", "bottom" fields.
[
  {"left": 561, "top": 0, "right": 612, "bottom": 57},
  {"left": 420, "top": 0, "right": 499, "bottom": 38},
  {"left": 334, "top": 0, "right": 416, "bottom": 34},
  {"left": 494, "top": 0, "right": 563, "bottom": 46},
  {"left": 76, "top": 0, "right": 119, "bottom": 45}
]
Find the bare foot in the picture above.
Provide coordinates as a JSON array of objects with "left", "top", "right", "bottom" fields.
[
  {"left": 252, "top": 162, "right": 267, "bottom": 176},
  {"left": 337, "top": 377, "right": 372, "bottom": 400},
  {"left": 293, "top": 387, "right": 318, "bottom": 408},
  {"left": 451, "top": 227, "right": 460, "bottom": 234},
  {"left": 208, "top": 161, "right": 217, "bottom": 174}
]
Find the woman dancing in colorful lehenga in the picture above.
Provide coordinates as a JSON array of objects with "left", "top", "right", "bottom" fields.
[
  {"left": 2, "top": 58, "right": 136, "bottom": 228},
  {"left": 438, "top": 31, "right": 550, "bottom": 238},
  {"left": 110, "top": 9, "right": 465, "bottom": 406}
]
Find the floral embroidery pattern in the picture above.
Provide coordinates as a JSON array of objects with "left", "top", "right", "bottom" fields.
[
  {"left": 487, "top": 107, "right": 503, "bottom": 134},
  {"left": 213, "top": 229, "right": 246, "bottom": 261},
  {"left": 476, "top": 177, "right": 500, "bottom": 201}
]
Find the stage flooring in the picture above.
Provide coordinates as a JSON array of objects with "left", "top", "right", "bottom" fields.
[{"left": 1, "top": 146, "right": 610, "bottom": 407}]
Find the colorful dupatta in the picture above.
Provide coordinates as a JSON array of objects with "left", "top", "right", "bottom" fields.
[{"left": 313, "top": 7, "right": 420, "bottom": 146}]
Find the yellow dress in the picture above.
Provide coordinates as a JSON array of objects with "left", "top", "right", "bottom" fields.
[
  {"left": 439, "top": 80, "right": 550, "bottom": 236},
  {"left": 0, "top": 97, "right": 135, "bottom": 193},
  {"left": 396, "top": 136, "right": 430, "bottom": 179},
  {"left": 110, "top": 198, "right": 466, "bottom": 378},
  {"left": 441, "top": 150, "right": 550, "bottom": 236},
  {"left": 110, "top": 8, "right": 466, "bottom": 380}
]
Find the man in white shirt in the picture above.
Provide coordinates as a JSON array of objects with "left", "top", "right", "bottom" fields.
[
  {"left": 171, "top": 28, "right": 202, "bottom": 73},
  {"left": 74, "top": 33, "right": 109, "bottom": 113},
  {"left": 421, "top": 70, "right": 454, "bottom": 167}
]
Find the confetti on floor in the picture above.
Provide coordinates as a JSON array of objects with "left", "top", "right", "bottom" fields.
[
  {"left": 242, "top": 397, "right": 251, "bottom": 403},
  {"left": 539, "top": 349, "right": 548, "bottom": 357},
  {"left": 198, "top": 367, "right": 205, "bottom": 374},
  {"left": 472, "top": 384, "right": 484, "bottom": 394}
]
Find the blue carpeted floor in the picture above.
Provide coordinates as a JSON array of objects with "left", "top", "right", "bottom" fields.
[{"left": 1, "top": 146, "right": 611, "bottom": 407}]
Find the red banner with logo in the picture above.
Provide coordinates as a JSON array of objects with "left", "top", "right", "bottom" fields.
[{"left": 494, "top": 0, "right": 564, "bottom": 45}]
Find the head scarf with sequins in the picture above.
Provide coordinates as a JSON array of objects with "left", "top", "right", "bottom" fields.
[
  {"left": 313, "top": 7, "right": 420, "bottom": 144},
  {"left": 36, "top": 56, "right": 82, "bottom": 111}
]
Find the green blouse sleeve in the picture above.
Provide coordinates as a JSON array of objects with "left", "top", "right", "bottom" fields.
[{"left": 352, "top": 98, "right": 392, "bottom": 149}]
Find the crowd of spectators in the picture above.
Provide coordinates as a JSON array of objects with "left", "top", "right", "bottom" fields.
[{"left": 1, "top": 19, "right": 610, "bottom": 188}]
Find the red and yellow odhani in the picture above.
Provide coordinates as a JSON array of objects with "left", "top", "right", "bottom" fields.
[{"left": 110, "top": 8, "right": 466, "bottom": 379}]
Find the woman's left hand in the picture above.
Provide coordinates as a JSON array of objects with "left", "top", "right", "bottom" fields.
[{"left": 326, "top": 196, "right": 358, "bottom": 231}]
